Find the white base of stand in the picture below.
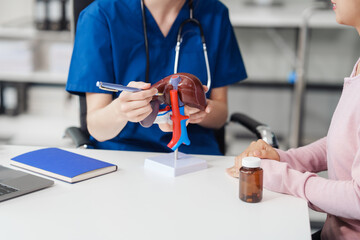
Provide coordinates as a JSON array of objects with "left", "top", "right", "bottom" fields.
[{"left": 144, "top": 152, "right": 207, "bottom": 177}]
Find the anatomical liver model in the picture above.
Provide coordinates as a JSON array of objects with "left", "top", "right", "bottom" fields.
[{"left": 140, "top": 73, "right": 207, "bottom": 128}]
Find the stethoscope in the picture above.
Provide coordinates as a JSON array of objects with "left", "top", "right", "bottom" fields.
[{"left": 140, "top": 0, "right": 211, "bottom": 92}]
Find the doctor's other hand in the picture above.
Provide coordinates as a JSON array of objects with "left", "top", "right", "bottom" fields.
[
  {"left": 184, "top": 99, "right": 211, "bottom": 124},
  {"left": 115, "top": 81, "right": 158, "bottom": 123},
  {"left": 157, "top": 104, "right": 211, "bottom": 132},
  {"left": 226, "top": 139, "right": 280, "bottom": 178},
  {"left": 157, "top": 99, "right": 211, "bottom": 132},
  {"left": 186, "top": 84, "right": 211, "bottom": 124}
]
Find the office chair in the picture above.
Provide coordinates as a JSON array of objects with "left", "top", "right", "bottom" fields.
[{"left": 64, "top": 0, "right": 279, "bottom": 154}]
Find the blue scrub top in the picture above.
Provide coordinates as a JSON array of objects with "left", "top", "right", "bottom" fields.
[{"left": 66, "top": 0, "right": 247, "bottom": 155}]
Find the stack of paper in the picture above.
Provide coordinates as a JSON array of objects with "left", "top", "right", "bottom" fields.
[
  {"left": 0, "top": 40, "right": 34, "bottom": 74},
  {"left": 48, "top": 42, "right": 73, "bottom": 74}
]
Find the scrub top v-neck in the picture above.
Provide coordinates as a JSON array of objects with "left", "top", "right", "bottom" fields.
[
  {"left": 143, "top": 2, "right": 186, "bottom": 39},
  {"left": 66, "top": 0, "right": 247, "bottom": 155}
]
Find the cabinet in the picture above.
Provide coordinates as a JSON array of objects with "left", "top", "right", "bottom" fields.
[{"left": 0, "top": 24, "right": 72, "bottom": 115}]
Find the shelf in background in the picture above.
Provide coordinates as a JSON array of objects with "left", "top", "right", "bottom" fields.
[
  {"left": 233, "top": 81, "right": 343, "bottom": 91},
  {"left": 0, "top": 71, "right": 67, "bottom": 85},
  {"left": 0, "top": 26, "right": 71, "bottom": 41},
  {"left": 222, "top": 0, "right": 346, "bottom": 29}
]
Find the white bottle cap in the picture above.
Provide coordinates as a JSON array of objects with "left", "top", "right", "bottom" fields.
[{"left": 242, "top": 157, "right": 261, "bottom": 168}]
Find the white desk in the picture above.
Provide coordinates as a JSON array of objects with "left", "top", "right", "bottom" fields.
[{"left": 0, "top": 145, "right": 311, "bottom": 240}]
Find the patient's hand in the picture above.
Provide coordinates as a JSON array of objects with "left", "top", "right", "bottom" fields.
[{"left": 226, "top": 139, "right": 280, "bottom": 178}]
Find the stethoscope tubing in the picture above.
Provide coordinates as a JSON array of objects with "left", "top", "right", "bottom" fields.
[{"left": 141, "top": 0, "right": 211, "bottom": 92}]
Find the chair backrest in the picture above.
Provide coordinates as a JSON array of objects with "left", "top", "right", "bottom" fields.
[
  {"left": 73, "top": 0, "right": 94, "bottom": 31},
  {"left": 214, "top": 125, "right": 225, "bottom": 155},
  {"left": 71, "top": 0, "right": 226, "bottom": 154},
  {"left": 72, "top": 0, "right": 94, "bottom": 136}
]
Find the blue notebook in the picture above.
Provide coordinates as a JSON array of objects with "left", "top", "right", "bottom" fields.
[{"left": 10, "top": 148, "right": 117, "bottom": 183}]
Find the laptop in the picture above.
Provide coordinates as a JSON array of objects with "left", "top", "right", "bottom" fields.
[{"left": 0, "top": 165, "right": 54, "bottom": 202}]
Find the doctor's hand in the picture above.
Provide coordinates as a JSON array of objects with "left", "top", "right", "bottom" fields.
[
  {"left": 185, "top": 85, "right": 211, "bottom": 124},
  {"left": 226, "top": 139, "right": 280, "bottom": 178},
  {"left": 157, "top": 85, "right": 210, "bottom": 132},
  {"left": 115, "top": 81, "right": 158, "bottom": 123},
  {"left": 184, "top": 101, "right": 211, "bottom": 124},
  {"left": 157, "top": 100, "right": 211, "bottom": 132}
]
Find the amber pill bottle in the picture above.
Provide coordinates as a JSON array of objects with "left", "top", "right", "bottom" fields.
[{"left": 239, "top": 157, "right": 263, "bottom": 203}]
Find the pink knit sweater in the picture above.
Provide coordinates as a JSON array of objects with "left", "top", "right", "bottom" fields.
[{"left": 261, "top": 58, "right": 360, "bottom": 240}]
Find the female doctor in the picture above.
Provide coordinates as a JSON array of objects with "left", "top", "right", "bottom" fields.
[{"left": 66, "top": 0, "right": 247, "bottom": 155}]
